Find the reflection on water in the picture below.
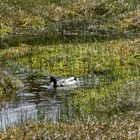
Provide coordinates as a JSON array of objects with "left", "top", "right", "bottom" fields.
[
  {"left": 0, "top": 97, "right": 61, "bottom": 129},
  {"left": 0, "top": 72, "right": 76, "bottom": 129},
  {"left": 0, "top": 64, "right": 113, "bottom": 130}
]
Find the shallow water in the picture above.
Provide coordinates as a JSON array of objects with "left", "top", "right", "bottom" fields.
[{"left": 0, "top": 64, "right": 112, "bottom": 130}]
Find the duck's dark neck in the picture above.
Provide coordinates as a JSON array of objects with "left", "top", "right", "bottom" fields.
[
  {"left": 53, "top": 80, "right": 57, "bottom": 88},
  {"left": 50, "top": 77, "right": 57, "bottom": 88},
  {"left": 53, "top": 83, "right": 57, "bottom": 88}
]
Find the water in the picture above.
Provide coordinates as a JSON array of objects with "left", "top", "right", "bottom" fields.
[
  {"left": 0, "top": 63, "right": 112, "bottom": 130},
  {"left": 0, "top": 96, "right": 61, "bottom": 129},
  {"left": 0, "top": 74, "right": 68, "bottom": 129}
]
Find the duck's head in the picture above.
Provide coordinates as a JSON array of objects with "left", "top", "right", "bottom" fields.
[
  {"left": 50, "top": 76, "right": 57, "bottom": 88},
  {"left": 74, "top": 78, "right": 77, "bottom": 81}
]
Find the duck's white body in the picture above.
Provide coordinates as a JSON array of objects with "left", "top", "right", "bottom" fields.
[
  {"left": 42, "top": 77, "right": 78, "bottom": 90},
  {"left": 57, "top": 77, "right": 77, "bottom": 87}
]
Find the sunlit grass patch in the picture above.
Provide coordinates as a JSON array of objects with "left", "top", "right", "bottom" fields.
[
  {"left": 11, "top": 38, "right": 139, "bottom": 79},
  {"left": 1, "top": 44, "right": 31, "bottom": 59}
]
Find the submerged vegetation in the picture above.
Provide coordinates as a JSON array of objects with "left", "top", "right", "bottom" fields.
[{"left": 0, "top": 0, "right": 140, "bottom": 139}]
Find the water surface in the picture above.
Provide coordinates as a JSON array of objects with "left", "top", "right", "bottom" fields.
[{"left": 0, "top": 64, "right": 112, "bottom": 130}]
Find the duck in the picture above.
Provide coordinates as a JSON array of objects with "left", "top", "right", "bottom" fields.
[{"left": 49, "top": 76, "right": 78, "bottom": 89}]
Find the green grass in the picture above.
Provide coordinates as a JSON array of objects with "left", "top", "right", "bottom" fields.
[
  {"left": 0, "top": 41, "right": 139, "bottom": 138},
  {"left": 2, "top": 38, "right": 139, "bottom": 77},
  {"left": 1, "top": 38, "right": 139, "bottom": 115},
  {"left": 0, "top": 0, "right": 140, "bottom": 138},
  {"left": 0, "top": 0, "right": 140, "bottom": 41}
]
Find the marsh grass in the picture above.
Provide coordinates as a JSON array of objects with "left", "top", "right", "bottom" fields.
[
  {"left": 1, "top": 38, "right": 139, "bottom": 139},
  {"left": 1, "top": 38, "right": 140, "bottom": 113},
  {"left": 0, "top": 110, "right": 140, "bottom": 139},
  {"left": 0, "top": 0, "right": 140, "bottom": 138},
  {"left": 4, "top": 38, "right": 139, "bottom": 80}
]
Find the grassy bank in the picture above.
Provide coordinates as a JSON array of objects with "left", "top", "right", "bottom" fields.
[
  {"left": 1, "top": 38, "right": 140, "bottom": 97},
  {"left": 1, "top": 38, "right": 140, "bottom": 77},
  {"left": 0, "top": 0, "right": 140, "bottom": 45},
  {"left": 0, "top": 0, "right": 140, "bottom": 138},
  {"left": 0, "top": 38, "right": 140, "bottom": 138},
  {"left": 0, "top": 114, "right": 139, "bottom": 140}
]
